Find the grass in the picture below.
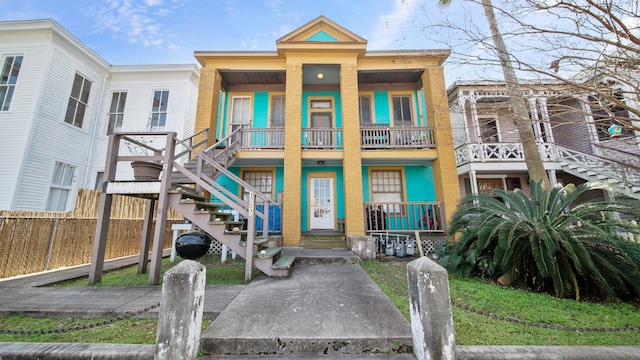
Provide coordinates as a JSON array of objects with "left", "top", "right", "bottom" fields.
[
  {"left": 51, "top": 254, "right": 249, "bottom": 287},
  {"left": 0, "top": 254, "right": 244, "bottom": 344},
  {"left": 360, "top": 260, "right": 640, "bottom": 346}
]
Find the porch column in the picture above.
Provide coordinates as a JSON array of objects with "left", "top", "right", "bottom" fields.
[
  {"left": 422, "top": 68, "right": 461, "bottom": 230},
  {"left": 469, "top": 170, "right": 479, "bottom": 196},
  {"left": 458, "top": 96, "right": 471, "bottom": 144},
  {"left": 340, "top": 61, "right": 365, "bottom": 236},
  {"left": 195, "top": 68, "right": 223, "bottom": 146},
  {"left": 282, "top": 61, "right": 303, "bottom": 246},
  {"left": 547, "top": 169, "right": 557, "bottom": 187},
  {"left": 469, "top": 96, "right": 481, "bottom": 144}
]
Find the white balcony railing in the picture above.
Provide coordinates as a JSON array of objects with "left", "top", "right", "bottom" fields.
[{"left": 455, "top": 142, "right": 557, "bottom": 165}]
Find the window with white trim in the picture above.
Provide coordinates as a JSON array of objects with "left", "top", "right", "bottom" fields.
[
  {"left": 359, "top": 95, "right": 371, "bottom": 124},
  {"left": 46, "top": 162, "right": 75, "bottom": 211},
  {"left": 242, "top": 170, "right": 273, "bottom": 202},
  {"left": 0, "top": 55, "right": 23, "bottom": 111},
  {"left": 371, "top": 170, "right": 404, "bottom": 214},
  {"left": 271, "top": 96, "right": 285, "bottom": 128},
  {"left": 150, "top": 90, "right": 169, "bottom": 130},
  {"left": 392, "top": 95, "right": 413, "bottom": 126},
  {"left": 107, "top": 92, "right": 127, "bottom": 134},
  {"left": 64, "top": 73, "right": 92, "bottom": 128}
]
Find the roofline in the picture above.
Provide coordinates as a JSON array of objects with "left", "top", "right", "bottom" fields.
[
  {"left": 111, "top": 63, "right": 200, "bottom": 75},
  {"left": 0, "top": 19, "right": 112, "bottom": 69},
  {"left": 276, "top": 15, "right": 367, "bottom": 44}
]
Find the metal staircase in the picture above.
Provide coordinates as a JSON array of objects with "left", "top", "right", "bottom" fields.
[
  {"left": 556, "top": 145, "right": 640, "bottom": 199},
  {"left": 90, "top": 128, "right": 290, "bottom": 285}
]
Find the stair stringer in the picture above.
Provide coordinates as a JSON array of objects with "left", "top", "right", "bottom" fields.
[{"left": 168, "top": 193, "right": 289, "bottom": 277}]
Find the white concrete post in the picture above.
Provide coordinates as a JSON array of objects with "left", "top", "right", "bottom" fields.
[
  {"left": 155, "top": 260, "right": 206, "bottom": 360},
  {"left": 407, "top": 257, "right": 456, "bottom": 360}
]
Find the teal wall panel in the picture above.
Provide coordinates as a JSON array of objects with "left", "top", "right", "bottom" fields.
[
  {"left": 405, "top": 165, "right": 436, "bottom": 201},
  {"left": 253, "top": 91, "right": 268, "bottom": 128},
  {"left": 373, "top": 91, "right": 389, "bottom": 124}
]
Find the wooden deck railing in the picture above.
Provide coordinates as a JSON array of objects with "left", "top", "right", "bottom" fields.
[{"left": 363, "top": 201, "right": 445, "bottom": 233}]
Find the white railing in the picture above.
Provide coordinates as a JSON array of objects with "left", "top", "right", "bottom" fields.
[
  {"left": 361, "top": 126, "right": 435, "bottom": 149},
  {"left": 595, "top": 145, "right": 640, "bottom": 168},
  {"left": 301, "top": 128, "right": 343, "bottom": 149},
  {"left": 556, "top": 145, "right": 640, "bottom": 190},
  {"left": 455, "top": 142, "right": 557, "bottom": 164}
]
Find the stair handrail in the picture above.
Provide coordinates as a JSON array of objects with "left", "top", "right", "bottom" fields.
[
  {"left": 170, "top": 128, "right": 210, "bottom": 160},
  {"left": 556, "top": 145, "right": 640, "bottom": 191},
  {"left": 594, "top": 143, "right": 640, "bottom": 168}
]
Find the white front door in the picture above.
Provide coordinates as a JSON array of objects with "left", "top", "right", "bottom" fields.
[{"left": 310, "top": 177, "right": 334, "bottom": 230}]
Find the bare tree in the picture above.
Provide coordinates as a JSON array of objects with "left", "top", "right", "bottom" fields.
[
  {"left": 428, "top": 0, "right": 640, "bottom": 136},
  {"left": 439, "top": 0, "right": 552, "bottom": 190}
]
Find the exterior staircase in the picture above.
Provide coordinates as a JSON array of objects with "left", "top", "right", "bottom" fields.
[
  {"left": 556, "top": 145, "right": 640, "bottom": 199},
  {"left": 93, "top": 129, "right": 292, "bottom": 285}
]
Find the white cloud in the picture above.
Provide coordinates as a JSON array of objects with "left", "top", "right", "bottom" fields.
[
  {"left": 85, "top": 0, "right": 180, "bottom": 48},
  {"left": 369, "top": 0, "right": 424, "bottom": 50}
]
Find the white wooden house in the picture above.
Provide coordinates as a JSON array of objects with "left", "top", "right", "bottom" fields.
[{"left": 0, "top": 19, "right": 199, "bottom": 211}]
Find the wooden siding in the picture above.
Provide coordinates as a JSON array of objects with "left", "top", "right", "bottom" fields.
[
  {"left": 14, "top": 46, "right": 109, "bottom": 210},
  {"left": 0, "top": 40, "right": 51, "bottom": 209},
  {"left": 551, "top": 98, "right": 594, "bottom": 154}
]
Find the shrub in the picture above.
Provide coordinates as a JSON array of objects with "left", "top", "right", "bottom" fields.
[{"left": 440, "top": 181, "right": 640, "bottom": 302}]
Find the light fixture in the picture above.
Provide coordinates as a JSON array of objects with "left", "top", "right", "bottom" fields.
[
  {"left": 316, "top": 72, "right": 324, "bottom": 80},
  {"left": 317, "top": 160, "right": 325, "bottom": 165}
]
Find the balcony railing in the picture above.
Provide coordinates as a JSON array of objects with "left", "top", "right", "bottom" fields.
[
  {"left": 364, "top": 201, "right": 445, "bottom": 233},
  {"left": 361, "top": 126, "right": 435, "bottom": 149},
  {"left": 237, "top": 128, "right": 285, "bottom": 150},
  {"left": 455, "top": 142, "right": 557, "bottom": 165},
  {"left": 302, "top": 128, "right": 343, "bottom": 149}
]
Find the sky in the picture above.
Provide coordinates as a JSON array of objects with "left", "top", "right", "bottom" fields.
[{"left": 0, "top": 0, "right": 489, "bottom": 86}]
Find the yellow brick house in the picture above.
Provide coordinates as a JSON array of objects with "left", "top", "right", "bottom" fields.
[{"left": 193, "top": 16, "right": 460, "bottom": 247}]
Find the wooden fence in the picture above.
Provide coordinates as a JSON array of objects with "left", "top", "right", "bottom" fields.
[{"left": 0, "top": 189, "right": 183, "bottom": 279}]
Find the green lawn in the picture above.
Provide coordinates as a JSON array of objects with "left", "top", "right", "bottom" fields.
[
  {"left": 2, "top": 256, "right": 640, "bottom": 345},
  {"left": 360, "top": 259, "right": 640, "bottom": 346}
]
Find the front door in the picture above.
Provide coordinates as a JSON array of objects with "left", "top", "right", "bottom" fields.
[{"left": 310, "top": 177, "right": 334, "bottom": 230}]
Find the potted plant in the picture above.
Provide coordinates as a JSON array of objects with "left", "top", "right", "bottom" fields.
[{"left": 125, "top": 134, "right": 163, "bottom": 181}]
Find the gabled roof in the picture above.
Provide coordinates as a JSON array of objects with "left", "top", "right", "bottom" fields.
[{"left": 276, "top": 15, "right": 367, "bottom": 44}]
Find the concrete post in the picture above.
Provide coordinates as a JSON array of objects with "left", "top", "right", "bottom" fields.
[
  {"left": 155, "top": 260, "right": 206, "bottom": 360},
  {"left": 407, "top": 257, "right": 456, "bottom": 360},
  {"left": 348, "top": 235, "right": 376, "bottom": 260}
]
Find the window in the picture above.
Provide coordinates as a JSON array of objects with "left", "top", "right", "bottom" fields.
[
  {"left": 0, "top": 55, "right": 23, "bottom": 111},
  {"left": 46, "top": 162, "right": 75, "bottom": 211},
  {"left": 271, "top": 96, "right": 285, "bottom": 128},
  {"left": 478, "top": 116, "right": 499, "bottom": 143},
  {"left": 242, "top": 170, "right": 273, "bottom": 202},
  {"left": 230, "top": 96, "right": 251, "bottom": 132},
  {"left": 392, "top": 95, "right": 413, "bottom": 126},
  {"left": 359, "top": 95, "right": 371, "bottom": 124},
  {"left": 94, "top": 172, "right": 104, "bottom": 190},
  {"left": 64, "top": 73, "right": 92, "bottom": 128},
  {"left": 477, "top": 178, "right": 503, "bottom": 195},
  {"left": 311, "top": 100, "right": 331, "bottom": 109},
  {"left": 371, "top": 170, "right": 403, "bottom": 214},
  {"left": 150, "top": 90, "right": 169, "bottom": 130},
  {"left": 107, "top": 92, "right": 127, "bottom": 134}
]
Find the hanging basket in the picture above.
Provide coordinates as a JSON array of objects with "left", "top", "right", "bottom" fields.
[{"left": 131, "top": 161, "right": 163, "bottom": 181}]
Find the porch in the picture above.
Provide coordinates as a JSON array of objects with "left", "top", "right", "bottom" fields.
[{"left": 231, "top": 127, "right": 436, "bottom": 151}]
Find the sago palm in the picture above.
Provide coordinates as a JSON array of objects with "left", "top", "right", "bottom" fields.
[{"left": 441, "top": 181, "right": 640, "bottom": 301}]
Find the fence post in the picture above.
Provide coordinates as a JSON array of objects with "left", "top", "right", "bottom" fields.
[
  {"left": 155, "top": 259, "right": 206, "bottom": 360},
  {"left": 407, "top": 257, "right": 456, "bottom": 360}
]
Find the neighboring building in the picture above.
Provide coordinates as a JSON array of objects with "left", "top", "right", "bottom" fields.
[
  {"left": 447, "top": 80, "right": 640, "bottom": 199},
  {"left": 0, "top": 19, "right": 199, "bottom": 211},
  {"left": 193, "top": 16, "right": 461, "bottom": 246}
]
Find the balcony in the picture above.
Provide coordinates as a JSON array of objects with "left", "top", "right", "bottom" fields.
[
  {"left": 234, "top": 127, "right": 437, "bottom": 151},
  {"left": 455, "top": 142, "right": 557, "bottom": 165}
]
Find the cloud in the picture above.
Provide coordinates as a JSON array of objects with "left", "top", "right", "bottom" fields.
[
  {"left": 84, "top": 0, "right": 181, "bottom": 48},
  {"left": 369, "top": 0, "right": 424, "bottom": 49}
]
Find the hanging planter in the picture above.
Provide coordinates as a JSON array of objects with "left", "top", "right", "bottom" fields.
[
  {"left": 607, "top": 124, "right": 623, "bottom": 138},
  {"left": 131, "top": 161, "right": 163, "bottom": 181}
]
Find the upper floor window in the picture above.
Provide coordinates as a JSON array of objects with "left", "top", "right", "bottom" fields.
[
  {"left": 150, "top": 90, "right": 169, "bottom": 130},
  {"left": 359, "top": 95, "right": 372, "bottom": 124},
  {"left": 107, "top": 91, "right": 127, "bottom": 134},
  {"left": 271, "top": 96, "right": 285, "bottom": 128},
  {"left": 392, "top": 95, "right": 413, "bottom": 126},
  {"left": 0, "top": 55, "right": 23, "bottom": 111},
  {"left": 64, "top": 73, "right": 92, "bottom": 128},
  {"left": 478, "top": 116, "right": 500, "bottom": 143},
  {"left": 46, "top": 162, "right": 75, "bottom": 211},
  {"left": 230, "top": 96, "right": 251, "bottom": 132}
]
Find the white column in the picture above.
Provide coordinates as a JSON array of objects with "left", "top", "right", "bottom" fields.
[{"left": 469, "top": 170, "right": 479, "bottom": 195}]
